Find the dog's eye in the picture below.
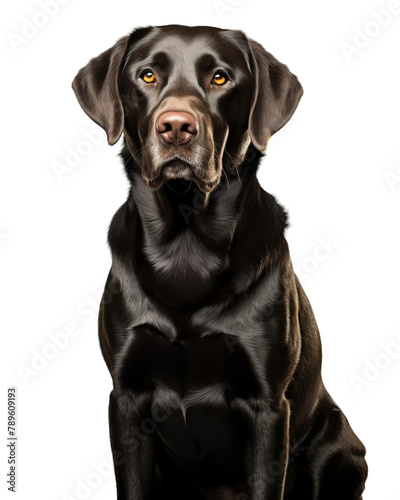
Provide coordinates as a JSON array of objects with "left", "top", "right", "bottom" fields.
[
  {"left": 142, "top": 71, "right": 156, "bottom": 83},
  {"left": 212, "top": 72, "right": 228, "bottom": 85}
]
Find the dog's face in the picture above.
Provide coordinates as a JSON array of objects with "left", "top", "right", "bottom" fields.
[
  {"left": 73, "top": 25, "right": 303, "bottom": 193},
  {"left": 120, "top": 26, "right": 255, "bottom": 192}
]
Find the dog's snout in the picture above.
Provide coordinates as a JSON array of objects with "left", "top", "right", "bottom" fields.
[{"left": 156, "top": 111, "right": 197, "bottom": 145}]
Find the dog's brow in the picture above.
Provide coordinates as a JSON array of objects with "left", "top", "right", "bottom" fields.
[
  {"left": 196, "top": 53, "right": 218, "bottom": 70},
  {"left": 147, "top": 51, "right": 171, "bottom": 70}
]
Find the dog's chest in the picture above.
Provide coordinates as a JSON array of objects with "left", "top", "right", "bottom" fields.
[
  {"left": 139, "top": 228, "right": 230, "bottom": 305},
  {"left": 143, "top": 230, "right": 226, "bottom": 282},
  {"left": 120, "top": 326, "right": 263, "bottom": 402},
  {"left": 119, "top": 328, "right": 263, "bottom": 476}
]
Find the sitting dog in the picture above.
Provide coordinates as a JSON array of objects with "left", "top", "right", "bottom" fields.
[{"left": 72, "top": 24, "right": 368, "bottom": 500}]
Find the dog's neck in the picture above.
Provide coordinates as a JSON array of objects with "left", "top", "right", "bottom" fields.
[
  {"left": 125, "top": 147, "right": 259, "bottom": 247},
  {"left": 114, "top": 146, "right": 286, "bottom": 306},
  {"left": 130, "top": 174, "right": 245, "bottom": 244}
]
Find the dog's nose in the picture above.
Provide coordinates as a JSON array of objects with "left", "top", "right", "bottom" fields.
[{"left": 156, "top": 111, "right": 197, "bottom": 145}]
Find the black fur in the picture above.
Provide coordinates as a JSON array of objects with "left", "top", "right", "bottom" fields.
[{"left": 72, "top": 25, "right": 367, "bottom": 500}]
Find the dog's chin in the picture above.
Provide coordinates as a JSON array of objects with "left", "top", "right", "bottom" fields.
[
  {"left": 162, "top": 160, "right": 195, "bottom": 182},
  {"left": 146, "top": 159, "right": 219, "bottom": 193}
]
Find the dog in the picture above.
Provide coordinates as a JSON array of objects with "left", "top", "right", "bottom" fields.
[{"left": 72, "top": 25, "right": 368, "bottom": 500}]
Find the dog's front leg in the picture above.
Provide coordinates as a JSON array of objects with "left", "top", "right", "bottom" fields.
[
  {"left": 109, "top": 391, "right": 157, "bottom": 500},
  {"left": 246, "top": 398, "right": 290, "bottom": 500}
]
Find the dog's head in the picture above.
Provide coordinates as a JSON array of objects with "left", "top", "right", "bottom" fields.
[{"left": 72, "top": 25, "right": 303, "bottom": 193}]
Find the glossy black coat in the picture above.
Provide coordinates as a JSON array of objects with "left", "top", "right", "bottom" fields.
[{"left": 72, "top": 25, "right": 367, "bottom": 500}]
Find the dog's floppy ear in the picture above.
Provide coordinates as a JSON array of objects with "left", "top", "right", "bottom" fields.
[
  {"left": 248, "top": 40, "right": 303, "bottom": 154},
  {"left": 72, "top": 36, "right": 129, "bottom": 146}
]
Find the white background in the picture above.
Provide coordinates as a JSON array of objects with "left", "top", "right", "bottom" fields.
[{"left": 1, "top": 0, "right": 400, "bottom": 498}]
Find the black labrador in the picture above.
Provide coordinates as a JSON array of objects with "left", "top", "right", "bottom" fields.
[{"left": 72, "top": 25, "right": 367, "bottom": 500}]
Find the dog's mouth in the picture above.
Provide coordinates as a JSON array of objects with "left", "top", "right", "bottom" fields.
[{"left": 146, "top": 158, "right": 219, "bottom": 193}]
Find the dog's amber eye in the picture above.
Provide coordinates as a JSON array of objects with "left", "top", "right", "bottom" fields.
[
  {"left": 142, "top": 71, "right": 156, "bottom": 83},
  {"left": 212, "top": 72, "right": 227, "bottom": 85}
]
